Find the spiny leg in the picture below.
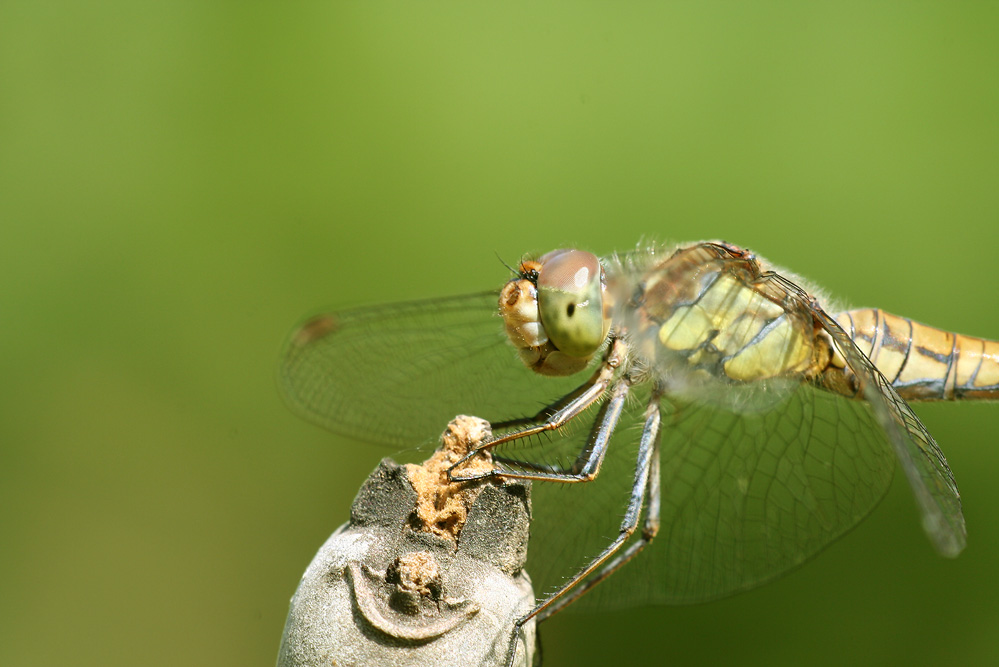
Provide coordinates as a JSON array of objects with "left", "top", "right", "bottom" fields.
[
  {"left": 500, "top": 397, "right": 662, "bottom": 667},
  {"left": 489, "top": 338, "right": 625, "bottom": 450},
  {"left": 489, "top": 372, "right": 606, "bottom": 432},
  {"left": 491, "top": 337, "right": 628, "bottom": 433},
  {"left": 537, "top": 402, "right": 662, "bottom": 621},
  {"left": 450, "top": 378, "right": 630, "bottom": 483},
  {"left": 447, "top": 339, "right": 628, "bottom": 482}
]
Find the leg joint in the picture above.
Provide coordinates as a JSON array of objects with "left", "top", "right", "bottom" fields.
[{"left": 642, "top": 520, "right": 660, "bottom": 541}]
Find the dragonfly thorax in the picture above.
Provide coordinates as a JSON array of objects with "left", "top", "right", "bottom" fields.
[{"left": 500, "top": 249, "right": 612, "bottom": 377}]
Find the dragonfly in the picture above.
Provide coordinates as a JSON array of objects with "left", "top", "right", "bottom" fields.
[{"left": 280, "top": 241, "right": 998, "bottom": 663}]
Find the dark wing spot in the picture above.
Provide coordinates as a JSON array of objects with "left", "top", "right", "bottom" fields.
[{"left": 293, "top": 315, "right": 339, "bottom": 347}]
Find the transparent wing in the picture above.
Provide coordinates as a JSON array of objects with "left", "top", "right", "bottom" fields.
[{"left": 279, "top": 291, "right": 596, "bottom": 450}]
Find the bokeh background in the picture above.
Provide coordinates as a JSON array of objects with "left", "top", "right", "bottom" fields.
[{"left": 3, "top": 3, "right": 998, "bottom": 666}]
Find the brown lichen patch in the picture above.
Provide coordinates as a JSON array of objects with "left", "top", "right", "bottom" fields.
[{"left": 405, "top": 415, "right": 494, "bottom": 541}]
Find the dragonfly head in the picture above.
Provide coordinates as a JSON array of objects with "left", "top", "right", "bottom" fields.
[{"left": 499, "top": 248, "right": 612, "bottom": 376}]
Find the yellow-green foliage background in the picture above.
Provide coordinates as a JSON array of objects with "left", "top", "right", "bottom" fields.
[{"left": 3, "top": 4, "right": 998, "bottom": 666}]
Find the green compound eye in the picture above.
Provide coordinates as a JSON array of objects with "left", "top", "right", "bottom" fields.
[{"left": 536, "top": 249, "right": 610, "bottom": 358}]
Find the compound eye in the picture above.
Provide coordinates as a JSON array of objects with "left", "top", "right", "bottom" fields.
[{"left": 536, "top": 249, "right": 609, "bottom": 358}]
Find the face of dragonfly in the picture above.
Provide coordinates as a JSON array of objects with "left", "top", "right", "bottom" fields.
[{"left": 499, "top": 249, "right": 612, "bottom": 377}]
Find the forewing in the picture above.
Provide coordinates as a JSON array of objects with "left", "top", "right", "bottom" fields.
[{"left": 279, "top": 291, "right": 591, "bottom": 449}]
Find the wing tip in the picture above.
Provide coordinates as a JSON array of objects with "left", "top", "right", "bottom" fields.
[{"left": 923, "top": 514, "right": 967, "bottom": 558}]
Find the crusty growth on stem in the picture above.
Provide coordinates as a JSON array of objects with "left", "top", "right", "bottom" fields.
[{"left": 405, "top": 415, "right": 494, "bottom": 539}]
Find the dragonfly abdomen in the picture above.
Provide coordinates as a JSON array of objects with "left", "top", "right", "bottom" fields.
[{"left": 834, "top": 308, "right": 999, "bottom": 401}]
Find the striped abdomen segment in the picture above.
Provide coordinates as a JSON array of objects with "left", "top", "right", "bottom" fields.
[{"left": 834, "top": 308, "right": 999, "bottom": 401}]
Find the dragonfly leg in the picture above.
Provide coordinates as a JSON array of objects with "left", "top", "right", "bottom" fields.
[
  {"left": 449, "top": 378, "right": 629, "bottom": 483},
  {"left": 490, "top": 337, "right": 629, "bottom": 433},
  {"left": 500, "top": 400, "right": 662, "bottom": 667},
  {"left": 448, "top": 338, "right": 628, "bottom": 483},
  {"left": 537, "top": 402, "right": 661, "bottom": 621}
]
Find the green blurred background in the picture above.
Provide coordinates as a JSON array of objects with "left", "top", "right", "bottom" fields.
[{"left": 3, "top": 3, "right": 998, "bottom": 666}]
